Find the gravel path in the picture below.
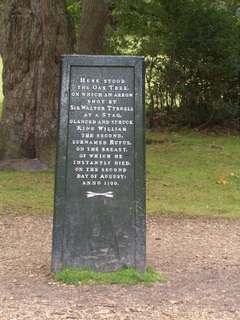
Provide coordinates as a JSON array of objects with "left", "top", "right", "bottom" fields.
[{"left": 0, "top": 213, "right": 239, "bottom": 320}]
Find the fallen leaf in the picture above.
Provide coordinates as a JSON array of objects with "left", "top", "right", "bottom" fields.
[{"left": 216, "top": 177, "right": 229, "bottom": 184}]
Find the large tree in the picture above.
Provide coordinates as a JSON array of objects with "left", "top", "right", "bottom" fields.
[
  {"left": 76, "top": 0, "right": 109, "bottom": 54},
  {"left": 0, "top": 0, "right": 111, "bottom": 165},
  {"left": 0, "top": 0, "right": 75, "bottom": 165}
]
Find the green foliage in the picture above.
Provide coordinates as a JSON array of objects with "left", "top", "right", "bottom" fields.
[
  {"left": 110, "top": 0, "right": 163, "bottom": 55},
  {"left": 54, "top": 267, "right": 166, "bottom": 286},
  {"left": 66, "top": 0, "right": 83, "bottom": 35},
  {"left": 169, "top": 0, "right": 239, "bottom": 126},
  {"left": 109, "top": 0, "right": 239, "bottom": 127}
]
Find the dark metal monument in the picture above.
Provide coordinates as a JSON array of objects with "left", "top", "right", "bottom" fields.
[{"left": 51, "top": 55, "right": 146, "bottom": 273}]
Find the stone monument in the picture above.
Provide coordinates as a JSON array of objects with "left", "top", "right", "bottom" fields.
[{"left": 51, "top": 55, "right": 146, "bottom": 273}]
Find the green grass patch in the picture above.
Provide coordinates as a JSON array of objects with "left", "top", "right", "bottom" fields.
[
  {"left": 53, "top": 267, "right": 166, "bottom": 286},
  {"left": 146, "top": 130, "right": 240, "bottom": 218},
  {"left": 0, "top": 170, "right": 54, "bottom": 214}
]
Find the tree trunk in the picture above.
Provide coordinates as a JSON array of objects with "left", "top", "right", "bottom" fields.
[
  {"left": 0, "top": 0, "right": 75, "bottom": 165},
  {"left": 76, "top": 0, "right": 109, "bottom": 54}
]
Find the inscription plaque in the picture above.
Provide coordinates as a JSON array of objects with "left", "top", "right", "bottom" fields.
[{"left": 51, "top": 55, "right": 145, "bottom": 273}]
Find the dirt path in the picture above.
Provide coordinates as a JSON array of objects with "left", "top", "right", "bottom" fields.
[{"left": 0, "top": 213, "right": 239, "bottom": 320}]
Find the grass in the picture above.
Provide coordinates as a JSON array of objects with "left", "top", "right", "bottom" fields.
[
  {"left": 0, "top": 170, "right": 54, "bottom": 214},
  {"left": 146, "top": 130, "right": 240, "bottom": 218},
  {"left": 0, "top": 130, "right": 239, "bottom": 219},
  {"left": 53, "top": 267, "right": 166, "bottom": 286}
]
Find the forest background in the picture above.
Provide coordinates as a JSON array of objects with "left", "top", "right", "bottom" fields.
[{"left": 0, "top": 0, "right": 239, "bottom": 165}]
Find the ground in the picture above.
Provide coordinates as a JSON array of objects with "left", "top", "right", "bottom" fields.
[{"left": 0, "top": 213, "right": 239, "bottom": 320}]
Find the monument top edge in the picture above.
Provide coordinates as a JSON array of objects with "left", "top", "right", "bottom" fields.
[{"left": 60, "top": 55, "right": 144, "bottom": 66}]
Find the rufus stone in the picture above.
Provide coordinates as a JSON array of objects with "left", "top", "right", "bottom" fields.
[{"left": 51, "top": 55, "right": 146, "bottom": 273}]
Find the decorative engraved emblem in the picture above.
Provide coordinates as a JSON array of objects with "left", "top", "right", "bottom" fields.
[{"left": 86, "top": 191, "right": 114, "bottom": 198}]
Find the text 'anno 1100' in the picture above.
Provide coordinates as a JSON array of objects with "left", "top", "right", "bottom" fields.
[{"left": 69, "top": 71, "right": 134, "bottom": 188}]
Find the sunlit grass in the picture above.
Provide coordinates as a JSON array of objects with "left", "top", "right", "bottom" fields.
[
  {"left": 0, "top": 170, "right": 54, "bottom": 214},
  {"left": 0, "top": 131, "right": 239, "bottom": 219},
  {"left": 146, "top": 130, "right": 240, "bottom": 218}
]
